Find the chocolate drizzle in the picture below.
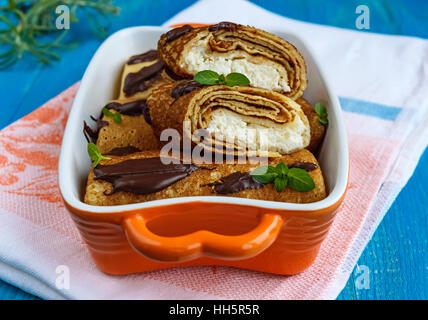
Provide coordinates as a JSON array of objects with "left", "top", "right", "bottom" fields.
[
  {"left": 206, "top": 171, "right": 264, "bottom": 194},
  {"left": 127, "top": 50, "right": 158, "bottom": 65},
  {"left": 208, "top": 22, "right": 237, "bottom": 32},
  {"left": 93, "top": 157, "right": 206, "bottom": 195},
  {"left": 165, "top": 24, "right": 193, "bottom": 42},
  {"left": 171, "top": 80, "right": 204, "bottom": 99},
  {"left": 123, "top": 60, "right": 164, "bottom": 96},
  {"left": 289, "top": 162, "right": 318, "bottom": 171},
  {"left": 104, "top": 99, "right": 151, "bottom": 124},
  {"left": 83, "top": 116, "right": 109, "bottom": 143},
  {"left": 104, "top": 146, "right": 141, "bottom": 157},
  {"left": 164, "top": 65, "right": 187, "bottom": 81}
]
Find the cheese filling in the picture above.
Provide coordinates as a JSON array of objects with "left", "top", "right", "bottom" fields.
[
  {"left": 182, "top": 39, "right": 291, "bottom": 92},
  {"left": 204, "top": 109, "right": 310, "bottom": 154}
]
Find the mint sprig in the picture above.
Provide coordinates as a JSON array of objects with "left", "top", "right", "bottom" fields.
[
  {"left": 102, "top": 107, "right": 122, "bottom": 124},
  {"left": 315, "top": 102, "right": 328, "bottom": 125},
  {"left": 194, "top": 70, "right": 250, "bottom": 86},
  {"left": 87, "top": 143, "right": 111, "bottom": 168},
  {"left": 250, "top": 162, "right": 315, "bottom": 192}
]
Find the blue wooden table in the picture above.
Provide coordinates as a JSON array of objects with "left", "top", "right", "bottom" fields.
[{"left": 0, "top": 0, "right": 426, "bottom": 300}]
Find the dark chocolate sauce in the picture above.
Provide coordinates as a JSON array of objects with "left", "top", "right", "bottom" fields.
[
  {"left": 208, "top": 22, "right": 237, "bottom": 32},
  {"left": 104, "top": 99, "right": 151, "bottom": 124},
  {"left": 165, "top": 24, "right": 193, "bottom": 42},
  {"left": 127, "top": 50, "right": 158, "bottom": 65},
  {"left": 288, "top": 162, "right": 318, "bottom": 171},
  {"left": 93, "top": 157, "right": 206, "bottom": 195},
  {"left": 206, "top": 171, "right": 264, "bottom": 194},
  {"left": 171, "top": 80, "right": 204, "bottom": 99},
  {"left": 83, "top": 117, "right": 109, "bottom": 143},
  {"left": 104, "top": 146, "right": 141, "bottom": 157},
  {"left": 164, "top": 65, "right": 187, "bottom": 81},
  {"left": 123, "top": 60, "right": 164, "bottom": 96}
]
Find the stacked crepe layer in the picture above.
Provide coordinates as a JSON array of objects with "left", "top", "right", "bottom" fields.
[
  {"left": 148, "top": 82, "right": 311, "bottom": 157},
  {"left": 158, "top": 22, "right": 307, "bottom": 99},
  {"left": 95, "top": 98, "right": 159, "bottom": 153},
  {"left": 84, "top": 149, "right": 326, "bottom": 206}
]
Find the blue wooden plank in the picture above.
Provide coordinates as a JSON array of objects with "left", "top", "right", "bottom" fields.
[{"left": 0, "top": 0, "right": 427, "bottom": 300}]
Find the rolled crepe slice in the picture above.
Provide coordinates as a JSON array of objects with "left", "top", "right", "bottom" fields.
[
  {"left": 118, "top": 49, "right": 175, "bottom": 100},
  {"left": 296, "top": 97, "right": 326, "bottom": 153},
  {"left": 147, "top": 81, "right": 311, "bottom": 157},
  {"left": 84, "top": 149, "right": 326, "bottom": 206},
  {"left": 158, "top": 22, "right": 307, "bottom": 99},
  {"left": 84, "top": 98, "right": 160, "bottom": 154}
]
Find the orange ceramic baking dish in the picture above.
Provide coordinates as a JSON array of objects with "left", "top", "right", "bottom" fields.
[{"left": 58, "top": 26, "right": 349, "bottom": 276}]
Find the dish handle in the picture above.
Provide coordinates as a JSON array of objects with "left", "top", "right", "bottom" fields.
[{"left": 123, "top": 213, "right": 283, "bottom": 262}]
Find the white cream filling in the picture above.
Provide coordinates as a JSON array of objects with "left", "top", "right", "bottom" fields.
[
  {"left": 182, "top": 39, "right": 290, "bottom": 92},
  {"left": 204, "top": 109, "right": 309, "bottom": 154}
]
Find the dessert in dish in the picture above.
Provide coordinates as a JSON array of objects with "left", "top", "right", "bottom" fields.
[
  {"left": 158, "top": 22, "right": 307, "bottom": 99},
  {"left": 82, "top": 22, "right": 328, "bottom": 206}
]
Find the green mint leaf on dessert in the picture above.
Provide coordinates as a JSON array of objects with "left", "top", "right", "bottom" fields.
[
  {"left": 218, "top": 74, "right": 226, "bottom": 84},
  {"left": 250, "top": 162, "right": 315, "bottom": 192},
  {"left": 250, "top": 165, "right": 277, "bottom": 184},
  {"left": 315, "top": 102, "right": 328, "bottom": 125},
  {"left": 194, "top": 70, "right": 221, "bottom": 85},
  {"left": 87, "top": 143, "right": 111, "bottom": 168},
  {"left": 102, "top": 107, "right": 122, "bottom": 124},
  {"left": 194, "top": 70, "right": 251, "bottom": 86},
  {"left": 275, "top": 162, "right": 289, "bottom": 176},
  {"left": 287, "top": 168, "right": 316, "bottom": 192},
  {"left": 225, "top": 72, "right": 251, "bottom": 86},
  {"left": 274, "top": 176, "right": 287, "bottom": 192}
]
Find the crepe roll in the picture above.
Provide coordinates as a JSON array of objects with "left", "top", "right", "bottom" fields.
[
  {"left": 147, "top": 81, "right": 311, "bottom": 157},
  {"left": 84, "top": 149, "right": 326, "bottom": 206},
  {"left": 158, "top": 22, "right": 307, "bottom": 99},
  {"left": 297, "top": 97, "right": 326, "bottom": 153},
  {"left": 118, "top": 49, "right": 175, "bottom": 99},
  {"left": 84, "top": 98, "right": 159, "bottom": 154}
]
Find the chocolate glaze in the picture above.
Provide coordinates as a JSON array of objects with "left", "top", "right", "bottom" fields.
[
  {"left": 165, "top": 24, "right": 193, "bottom": 42},
  {"left": 206, "top": 171, "right": 264, "bottom": 195},
  {"left": 164, "top": 65, "right": 187, "bottom": 81},
  {"left": 83, "top": 117, "right": 109, "bottom": 143},
  {"left": 93, "top": 157, "right": 206, "bottom": 195},
  {"left": 123, "top": 60, "right": 164, "bottom": 96},
  {"left": 288, "top": 162, "right": 318, "bottom": 171},
  {"left": 127, "top": 50, "right": 158, "bottom": 65},
  {"left": 208, "top": 22, "right": 237, "bottom": 32},
  {"left": 104, "top": 99, "right": 151, "bottom": 124},
  {"left": 104, "top": 146, "right": 141, "bottom": 157},
  {"left": 171, "top": 80, "right": 204, "bottom": 99}
]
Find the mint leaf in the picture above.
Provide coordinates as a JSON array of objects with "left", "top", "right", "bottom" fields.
[
  {"left": 275, "top": 162, "right": 289, "bottom": 176},
  {"left": 194, "top": 70, "right": 220, "bottom": 85},
  {"left": 250, "top": 161, "right": 316, "bottom": 193},
  {"left": 103, "top": 107, "right": 122, "bottom": 124},
  {"left": 315, "top": 102, "right": 328, "bottom": 125},
  {"left": 274, "top": 176, "right": 287, "bottom": 192},
  {"left": 87, "top": 143, "right": 111, "bottom": 168},
  {"left": 217, "top": 74, "right": 226, "bottom": 84},
  {"left": 194, "top": 70, "right": 251, "bottom": 87},
  {"left": 225, "top": 72, "right": 250, "bottom": 86},
  {"left": 287, "top": 168, "right": 315, "bottom": 192},
  {"left": 250, "top": 165, "right": 277, "bottom": 184}
]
